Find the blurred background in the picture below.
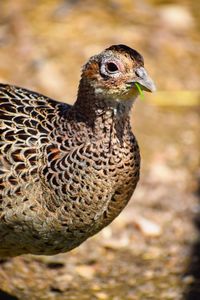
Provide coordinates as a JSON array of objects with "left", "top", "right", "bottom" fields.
[{"left": 0, "top": 0, "right": 199, "bottom": 299}]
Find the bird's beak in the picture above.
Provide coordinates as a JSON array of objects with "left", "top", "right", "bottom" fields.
[{"left": 134, "top": 67, "right": 156, "bottom": 92}]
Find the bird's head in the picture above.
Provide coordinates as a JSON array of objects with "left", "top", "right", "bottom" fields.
[{"left": 80, "top": 44, "right": 156, "bottom": 103}]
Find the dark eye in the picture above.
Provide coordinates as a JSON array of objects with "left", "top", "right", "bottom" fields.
[{"left": 106, "top": 62, "right": 119, "bottom": 73}]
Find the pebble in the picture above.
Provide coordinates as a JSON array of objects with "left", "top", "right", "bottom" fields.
[
  {"left": 133, "top": 216, "right": 162, "bottom": 237},
  {"left": 75, "top": 265, "right": 95, "bottom": 279},
  {"left": 95, "top": 292, "right": 108, "bottom": 299},
  {"left": 182, "top": 275, "right": 194, "bottom": 285},
  {"left": 159, "top": 5, "right": 194, "bottom": 31}
]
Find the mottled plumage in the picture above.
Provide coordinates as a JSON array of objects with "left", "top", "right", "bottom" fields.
[{"left": 0, "top": 44, "right": 155, "bottom": 256}]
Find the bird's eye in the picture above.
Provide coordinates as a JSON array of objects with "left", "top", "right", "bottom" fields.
[
  {"left": 100, "top": 60, "right": 121, "bottom": 78},
  {"left": 106, "top": 62, "right": 119, "bottom": 73}
]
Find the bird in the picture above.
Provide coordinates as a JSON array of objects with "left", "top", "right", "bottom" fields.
[{"left": 0, "top": 44, "right": 155, "bottom": 256}]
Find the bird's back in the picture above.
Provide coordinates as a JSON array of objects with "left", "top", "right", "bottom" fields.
[
  {"left": 0, "top": 84, "right": 68, "bottom": 199},
  {"left": 0, "top": 84, "right": 75, "bottom": 255}
]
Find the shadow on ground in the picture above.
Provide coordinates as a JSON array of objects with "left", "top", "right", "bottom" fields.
[
  {"left": 0, "top": 290, "right": 19, "bottom": 300},
  {"left": 184, "top": 173, "right": 200, "bottom": 299}
]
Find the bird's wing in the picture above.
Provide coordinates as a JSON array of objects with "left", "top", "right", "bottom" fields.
[{"left": 0, "top": 83, "right": 70, "bottom": 199}]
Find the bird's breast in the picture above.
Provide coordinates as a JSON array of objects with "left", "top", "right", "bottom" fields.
[{"left": 41, "top": 131, "right": 140, "bottom": 241}]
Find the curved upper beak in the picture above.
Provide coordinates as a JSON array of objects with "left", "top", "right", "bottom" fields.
[{"left": 134, "top": 67, "right": 156, "bottom": 92}]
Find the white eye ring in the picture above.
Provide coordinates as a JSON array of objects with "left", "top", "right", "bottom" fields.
[{"left": 100, "top": 60, "right": 120, "bottom": 77}]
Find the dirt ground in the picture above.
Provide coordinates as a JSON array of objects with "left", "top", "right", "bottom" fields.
[{"left": 0, "top": 1, "right": 199, "bottom": 299}]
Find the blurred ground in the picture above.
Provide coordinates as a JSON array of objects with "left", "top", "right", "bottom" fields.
[{"left": 0, "top": 0, "right": 199, "bottom": 299}]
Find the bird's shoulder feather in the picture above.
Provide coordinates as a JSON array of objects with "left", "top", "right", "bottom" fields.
[{"left": 0, "top": 83, "right": 71, "bottom": 198}]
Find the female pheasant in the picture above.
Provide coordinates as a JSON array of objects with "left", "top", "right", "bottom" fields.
[{"left": 0, "top": 45, "right": 155, "bottom": 256}]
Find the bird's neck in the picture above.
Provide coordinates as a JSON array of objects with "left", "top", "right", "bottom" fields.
[
  {"left": 65, "top": 78, "right": 137, "bottom": 143},
  {"left": 73, "top": 77, "right": 135, "bottom": 126}
]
